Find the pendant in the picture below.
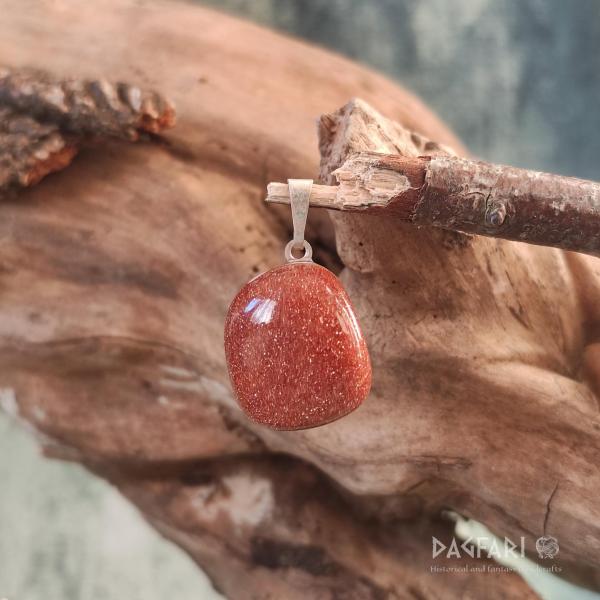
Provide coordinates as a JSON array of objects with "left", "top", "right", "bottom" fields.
[{"left": 224, "top": 179, "right": 371, "bottom": 430}]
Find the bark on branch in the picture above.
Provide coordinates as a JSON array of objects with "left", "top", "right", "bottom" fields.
[{"left": 267, "top": 152, "right": 600, "bottom": 258}]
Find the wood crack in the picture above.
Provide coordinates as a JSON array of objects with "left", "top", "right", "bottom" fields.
[{"left": 543, "top": 481, "right": 560, "bottom": 535}]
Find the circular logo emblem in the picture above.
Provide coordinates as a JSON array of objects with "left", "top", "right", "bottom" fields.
[{"left": 536, "top": 535, "right": 559, "bottom": 559}]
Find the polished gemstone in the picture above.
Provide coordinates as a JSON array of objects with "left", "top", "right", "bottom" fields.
[{"left": 224, "top": 262, "right": 371, "bottom": 430}]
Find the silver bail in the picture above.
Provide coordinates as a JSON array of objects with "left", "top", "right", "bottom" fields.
[{"left": 285, "top": 179, "right": 313, "bottom": 263}]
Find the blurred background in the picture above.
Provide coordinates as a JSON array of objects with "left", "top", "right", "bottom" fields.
[
  {"left": 206, "top": 0, "right": 600, "bottom": 180},
  {"left": 2, "top": 1, "right": 600, "bottom": 598}
]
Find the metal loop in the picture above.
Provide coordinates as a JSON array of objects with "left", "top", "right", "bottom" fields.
[
  {"left": 286, "top": 179, "right": 313, "bottom": 263},
  {"left": 284, "top": 240, "right": 313, "bottom": 263}
]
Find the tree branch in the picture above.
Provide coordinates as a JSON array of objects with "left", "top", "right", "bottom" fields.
[{"left": 267, "top": 152, "right": 600, "bottom": 257}]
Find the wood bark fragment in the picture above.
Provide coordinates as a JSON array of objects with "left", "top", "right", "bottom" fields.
[
  {"left": 0, "top": 106, "right": 78, "bottom": 190},
  {"left": 267, "top": 152, "right": 600, "bottom": 258},
  {"left": 0, "top": 68, "right": 176, "bottom": 139},
  {"left": 0, "top": 67, "right": 175, "bottom": 194}
]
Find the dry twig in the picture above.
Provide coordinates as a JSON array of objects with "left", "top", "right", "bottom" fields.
[{"left": 268, "top": 152, "right": 600, "bottom": 257}]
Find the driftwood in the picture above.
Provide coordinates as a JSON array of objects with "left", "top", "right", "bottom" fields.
[
  {"left": 1, "top": 1, "right": 599, "bottom": 598},
  {"left": 268, "top": 153, "right": 600, "bottom": 257}
]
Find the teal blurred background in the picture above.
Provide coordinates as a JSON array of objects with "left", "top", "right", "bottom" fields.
[{"left": 204, "top": 0, "right": 600, "bottom": 179}]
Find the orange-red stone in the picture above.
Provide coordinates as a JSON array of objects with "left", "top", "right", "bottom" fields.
[{"left": 224, "top": 262, "right": 371, "bottom": 430}]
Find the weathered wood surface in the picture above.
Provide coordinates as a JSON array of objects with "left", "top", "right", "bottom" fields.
[
  {"left": 317, "top": 98, "right": 600, "bottom": 580},
  {"left": 1, "top": 0, "right": 599, "bottom": 597}
]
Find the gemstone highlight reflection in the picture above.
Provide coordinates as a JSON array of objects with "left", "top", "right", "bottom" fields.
[{"left": 224, "top": 262, "right": 371, "bottom": 430}]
